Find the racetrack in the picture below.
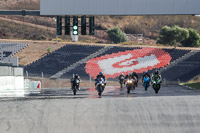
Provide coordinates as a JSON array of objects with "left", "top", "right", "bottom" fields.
[{"left": 0, "top": 85, "right": 200, "bottom": 133}]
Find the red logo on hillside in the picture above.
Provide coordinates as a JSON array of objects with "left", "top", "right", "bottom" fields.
[{"left": 85, "top": 48, "right": 171, "bottom": 79}]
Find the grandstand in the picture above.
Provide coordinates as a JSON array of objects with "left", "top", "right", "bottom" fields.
[
  {"left": 24, "top": 44, "right": 104, "bottom": 77},
  {"left": 24, "top": 44, "right": 200, "bottom": 82},
  {"left": 162, "top": 51, "right": 200, "bottom": 82},
  {"left": 0, "top": 42, "right": 28, "bottom": 60},
  {"left": 0, "top": 42, "right": 30, "bottom": 97}
]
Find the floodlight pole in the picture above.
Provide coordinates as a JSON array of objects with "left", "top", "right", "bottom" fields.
[{"left": 56, "top": 35, "right": 58, "bottom": 43}]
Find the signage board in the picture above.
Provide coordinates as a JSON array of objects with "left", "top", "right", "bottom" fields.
[{"left": 41, "top": 0, "right": 200, "bottom": 15}]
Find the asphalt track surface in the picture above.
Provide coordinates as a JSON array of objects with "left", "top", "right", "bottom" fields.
[{"left": 0, "top": 85, "right": 200, "bottom": 133}]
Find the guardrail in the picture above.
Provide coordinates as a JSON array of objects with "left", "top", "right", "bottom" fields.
[{"left": 0, "top": 10, "right": 40, "bottom": 16}]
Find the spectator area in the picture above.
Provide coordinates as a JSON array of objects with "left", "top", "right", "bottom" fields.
[
  {"left": 162, "top": 51, "right": 200, "bottom": 82},
  {"left": 63, "top": 47, "right": 191, "bottom": 80},
  {"left": 24, "top": 44, "right": 104, "bottom": 77},
  {"left": 24, "top": 44, "right": 199, "bottom": 82},
  {"left": 0, "top": 43, "right": 28, "bottom": 59}
]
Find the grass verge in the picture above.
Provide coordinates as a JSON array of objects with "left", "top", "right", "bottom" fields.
[{"left": 183, "top": 82, "right": 200, "bottom": 90}]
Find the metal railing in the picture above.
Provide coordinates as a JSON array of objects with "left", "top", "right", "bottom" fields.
[{"left": 0, "top": 10, "right": 40, "bottom": 16}]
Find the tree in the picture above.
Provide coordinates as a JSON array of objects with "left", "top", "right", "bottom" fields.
[
  {"left": 181, "top": 28, "right": 200, "bottom": 47},
  {"left": 107, "top": 27, "right": 127, "bottom": 43},
  {"left": 157, "top": 25, "right": 189, "bottom": 47},
  {"left": 157, "top": 26, "right": 175, "bottom": 45}
]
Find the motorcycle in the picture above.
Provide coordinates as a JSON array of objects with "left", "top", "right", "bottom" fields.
[
  {"left": 119, "top": 76, "right": 125, "bottom": 88},
  {"left": 125, "top": 78, "right": 136, "bottom": 94},
  {"left": 143, "top": 76, "right": 150, "bottom": 91},
  {"left": 152, "top": 78, "right": 161, "bottom": 94},
  {"left": 96, "top": 78, "right": 105, "bottom": 97},
  {"left": 71, "top": 78, "right": 80, "bottom": 95}
]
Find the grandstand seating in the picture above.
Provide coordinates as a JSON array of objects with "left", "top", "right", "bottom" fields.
[
  {"left": 61, "top": 47, "right": 142, "bottom": 79},
  {"left": 0, "top": 43, "right": 28, "bottom": 59},
  {"left": 24, "top": 44, "right": 104, "bottom": 77},
  {"left": 24, "top": 43, "right": 199, "bottom": 82},
  {"left": 162, "top": 51, "right": 200, "bottom": 82},
  {"left": 163, "top": 49, "right": 190, "bottom": 62},
  {"left": 61, "top": 46, "right": 191, "bottom": 80}
]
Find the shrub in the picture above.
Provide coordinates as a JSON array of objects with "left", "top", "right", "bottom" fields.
[
  {"left": 107, "top": 27, "right": 127, "bottom": 43},
  {"left": 181, "top": 28, "right": 200, "bottom": 47},
  {"left": 51, "top": 38, "right": 63, "bottom": 42},
  {"left": 47, "top": 47, "right": 51, "bottom": 53}
]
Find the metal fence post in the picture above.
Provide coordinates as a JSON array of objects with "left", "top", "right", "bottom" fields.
[
  {"left": 90, "top": 75, "right": 92, "bottom": 88},
  {"left": 41, "top": 72, "right": 44, "bottom": 88},
  {"left": 178, "top": 79, "right": 180, "bottom": 84},
  {"left": 26, "top": 71, "right": 28, "bottom": 79},
  {"left": 164, "top": 78, "right": 166, "bottom": 86}
]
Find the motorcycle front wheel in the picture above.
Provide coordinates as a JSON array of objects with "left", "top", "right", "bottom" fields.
[
  {"left": 127, "top": 86, "right": 131, "bottom": 94},
  {"left": 98, "top": 87, "right": 103, "bottom": 97},
  {"left": 73, "top": 90, "right": 77, "bottom": 95},
  {"left": 120, "top": 83, "right": 123, "bottom": 88},
  {"left": 145, "top": 84, "right": 148, "bottom": 91},
  {"left": 153, "top": 84, "right": 160, "bottom": 94}
]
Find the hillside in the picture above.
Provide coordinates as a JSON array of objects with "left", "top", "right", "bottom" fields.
[{"left": 1, "top": 0, "right": 200, "bottom": 45}]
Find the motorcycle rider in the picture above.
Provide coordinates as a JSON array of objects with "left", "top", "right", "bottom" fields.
[
  {"left": 125, "top": 73, "right": 137, "bottom": 89},
  {"left": 151, "top": 69, "right": 162, "bottom": 83},
  {"left": 142, "top": 71, "right": 151, "bottom": 83},
  {"left": 95, "top": 72, "right": 106, "bottom": 86},
  {"left": 132, "top": 71, "right": 139, "bottom": 87},
  {"left": 119, "top": 73, "right": 125, "bottom": 82},
  {"left": 119, "top": 73, "right": 125, "bottom": 80},
  {"left": 71, "top": 74, "right": 81, "bottom": 90},
  {"left": 125, "top": 73, "right": 133, "bottom": 79}
]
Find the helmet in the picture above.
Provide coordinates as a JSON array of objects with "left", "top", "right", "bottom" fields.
[
  {"left": 121, "top": 73, "right": 124, "bottom": 76},
  {"left": 155, "top": 69, "right": 159, "bottom": 74},
  {"left": 128, "top": 73, "right": 132, "bottom": 76},
  {"left": 75, "top": 74, "right": 79, "bottom": 78},
  {"left": 99, "top": 72, "right": 103, "bottom": 75}
]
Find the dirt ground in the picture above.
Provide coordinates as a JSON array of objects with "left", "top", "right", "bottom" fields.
[{"left": 0, "top": 17, "right": 56, "bottom": 32}]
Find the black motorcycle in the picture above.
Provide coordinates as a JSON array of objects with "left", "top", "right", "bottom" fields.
[
  {"left": 119, "top": 76, "right": 125, "bottom": 88},
  {"left": 71, "top": 78, "right": 80, "bottom": 95}
]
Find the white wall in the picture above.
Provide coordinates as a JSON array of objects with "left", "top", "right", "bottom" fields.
[
  {"left": 41, "top": 0, "right": 200, "bottom": 15},
  {"left": 0, "top": 76, "right": 24, "bottom": 97}
]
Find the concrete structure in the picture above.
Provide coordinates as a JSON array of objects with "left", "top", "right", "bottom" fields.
[
  {"left": 41, "top": 0, "right": 200, "bottom": 15},
  {"left": 0, "top": 76, "right": 24, "bottom": 97},
  {"left": 0, "top": 66, "right": 23, "bottom": 76},
  {"left": 0, "top": 66, "right": 24, "bottom": 97},
  {"left": 0, "top": 57, "right": 19, "bottom": 67}
]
